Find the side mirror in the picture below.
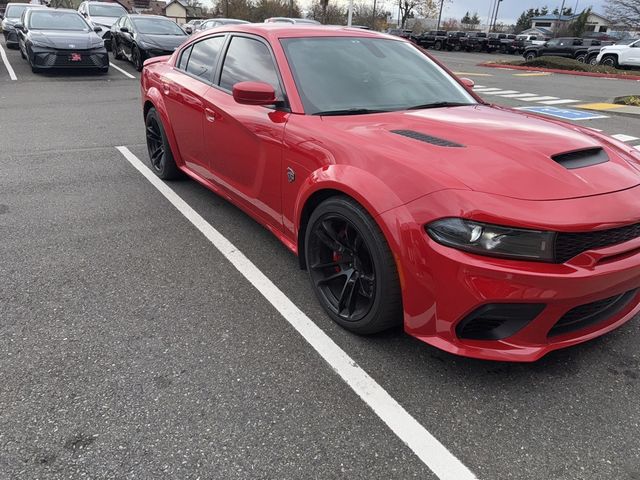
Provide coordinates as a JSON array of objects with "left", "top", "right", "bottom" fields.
[
  {"left": 14, "top": 22, "right": 24, "bottom": 31},
  {"left": 232, "top": 81, "right": 276, "bottom": 106},
  {"left": 460, "top": 77, "right": 475, "bottom": 89},
  {"left": 184, "top": 25, "right": 192, "bottom": 34},
  {"left": 93, "top": 26, "right": 102, "bottom": 32},
  {"left": 120, "top": 26, "right": 129, "bottom": 33}
]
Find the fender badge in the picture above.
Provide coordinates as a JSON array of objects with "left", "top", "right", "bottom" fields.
[{"left": 286, "top": 167, "right": 295, "bottom": 183}]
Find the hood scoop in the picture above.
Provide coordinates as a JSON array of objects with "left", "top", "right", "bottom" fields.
[
  {"left": 391, "top": 129, "right": 464, "bottom": 148},
  {"left": 552, "top": 147, "right": 609, "bottom": 170}
]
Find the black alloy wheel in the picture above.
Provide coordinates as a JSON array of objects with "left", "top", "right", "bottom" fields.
[
  {"left": 113, "top": 37, "right": 123, "bottom": 60},
  {"left": 305, "top": 196, "right": 402, "bottom": 334},
  {"left": 132, "top": 46, "right": 143, "bottom": 71},
  {"left": 145, "top": 108, "right": 180, "bottom": 180},
  {"left": 525, "top": 51, "right": 537, "bottom": 61}
]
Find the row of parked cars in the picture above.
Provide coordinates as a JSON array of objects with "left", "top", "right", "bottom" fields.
[
  {"left": 522, "top": 36, "right": 640, "bottom": 68},
  {"left": 396, "top": 28, "right": 640, "bottom": 68},
  {"left": 401, "top": 29, "right": 547, "bottom": 54}
]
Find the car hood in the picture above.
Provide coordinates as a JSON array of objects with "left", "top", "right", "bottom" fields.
[
  {"left": 138, "top": 33, "right": 187, "bottom": 50},
  {"left": 29, "top": 30, "right": 102, "bottom": 49},
  {"left": 90, "top": 16, "right": 119, "bottom": 27},
  {"left": 320, "top": 105, "right": 640, "bottom": 201}
]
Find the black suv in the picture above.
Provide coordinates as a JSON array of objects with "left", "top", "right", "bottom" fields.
[
  {"left": 445, "top": 31, "right": 466, "bottom": 51},
  {"left": 523, "top": 37, "right": 602, "bottom": 62}
]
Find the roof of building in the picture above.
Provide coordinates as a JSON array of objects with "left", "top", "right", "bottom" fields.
[{"left": 531, "top": 14, "right": 579, "bottom": 22}]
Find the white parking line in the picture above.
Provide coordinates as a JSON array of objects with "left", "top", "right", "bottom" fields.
[
  {"left": 473, "top": 87, "right": 502, "bottom": 92},
  {"left": 116, "top": 145, "right": 478, "bottom": 480},
  {"left": 520, "top": 96, "right": 559, "bottom": 102},
  {"left": 109, "top": 62, "right": 136, "bottom": 79},
  {"left": 483, "top": 90, "right": 520, "bottom": 96},
  {"left": 612, "top": 134, "right": 640, "bottom": 142},
  {"left": 538, "top": 99, "right": 580, "bottom": 105},
  {"left": 499, "top": 93, "right": 539, "bottom": 98},
  {"left": 0, "top": 43, "right": 17, "bottom": 81}
]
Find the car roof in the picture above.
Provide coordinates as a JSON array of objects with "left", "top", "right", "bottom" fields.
[
  {"left": 6, "top": 2, "right": 46, "bottom": 5},
  {"left": 197, "top": 24, "right": 402, "bottom": 41}
]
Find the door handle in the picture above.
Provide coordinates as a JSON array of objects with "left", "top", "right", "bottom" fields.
[
  {"left": 162, "top": 83, "right": 170, "bottom": 96},
  {"left": 204, "top": 108, "right": 218, "bottom": 123}
]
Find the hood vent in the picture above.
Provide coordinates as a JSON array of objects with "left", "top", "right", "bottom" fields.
[
  {"left": 391, "top": 129, "right": 464, "bottom": 148},
  {"left": 552, "top": 147, "right": 609, "bottom": 170}
]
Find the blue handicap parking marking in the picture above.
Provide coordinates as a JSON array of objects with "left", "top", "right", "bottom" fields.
[{"left": 517, "top": 106, "right": 608, "bottom": 120}]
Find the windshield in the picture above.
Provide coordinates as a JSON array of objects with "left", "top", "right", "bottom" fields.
[
  {"left": 88, "top": 4, "right": 127, "bottom": 17},
  {"left": 131, "top": 17, "right": 185, "bottom": 35},
  {"left": 5, "top": 5, "right": 28, "bottom": 18},
  {"left": 281, "top": 37, "right": 476, "bottom": 115},
  {"left": 29, "top": 11, "right": 89, "bottom": 31}
]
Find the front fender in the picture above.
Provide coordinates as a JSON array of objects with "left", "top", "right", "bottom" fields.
[{"left": 144, "top": 87, "right": 184, "bottom": 168}]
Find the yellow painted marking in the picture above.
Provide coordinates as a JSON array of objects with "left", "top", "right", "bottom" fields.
[
  {"left": 452, "top": 72, "right": 493, "bottom": 77},
  {"left": 513, "top": 72, "right": 552, "bottom": 76},
  {"left": 576, "top": 103, "right": 627, "bottom": 111}
]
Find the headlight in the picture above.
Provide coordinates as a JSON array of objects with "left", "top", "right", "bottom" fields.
[{"left": 426, "top": 218, "right": 556, "bottom": 262}]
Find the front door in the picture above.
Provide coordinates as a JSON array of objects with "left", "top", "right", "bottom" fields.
[{"left": 202, "top": 34, "right": 288, "bottom": 228}]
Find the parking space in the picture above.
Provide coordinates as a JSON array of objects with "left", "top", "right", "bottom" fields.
[{"left": 2, "top": 36, "right": 640, "bottom": 480}]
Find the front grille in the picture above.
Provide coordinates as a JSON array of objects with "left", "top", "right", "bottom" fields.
[
  {"left": 36, "top": 52, "right": 105, "bottom": 67},
  {"left": 548, "top": 289, "right": 638, "bottom": 337},
  {"left": 555, "top": 222, "right": 640, "bottom": 263}
]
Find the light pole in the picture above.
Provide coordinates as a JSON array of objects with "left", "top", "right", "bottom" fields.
[
  {"left": 348, "top": 0, "right": 353, "bottom": 26},
  {"left": 436, "top": 0, "right": 444, "bottom": 30},
  {"left": 371, "top": 0, "right": 377, "bottom": 30},
  {"left": 486, "top": 0, "right": 495, "bottom": 32},
  {"left": 491, "top": 0, "right": 503, "bottom": 32},
  {"left": 555, "top": 0, "right": 566, "bottom": 37}
]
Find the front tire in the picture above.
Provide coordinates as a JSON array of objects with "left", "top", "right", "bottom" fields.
[
  {"left": 588, "top": 55, "right": 598, "bottom": 66},
  {"left": 132, "top": 46, "right": 143, "bottom": 71},
  {"left": 305, "top": 196, "right": 402, "bottom": 335},
  {"left": 113, "top": 38, "right": 123, "bottom": 60},
  {"left": 145, "top": 108, "right": 180, "bottom": 180},
  {"left": 575, "top": 53, "right": 587, "bottom": 63},
  {"left": 600, "top": 54, "right": 618, "bottom": 68},
  {"left": 525, "top": 51, "right": 537, "bottom": 61}
]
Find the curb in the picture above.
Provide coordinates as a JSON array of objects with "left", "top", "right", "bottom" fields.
[
  {"left": 576, "top": 102, "right": 640, "bottom": 117},
  {"left": 478, "top": 62, "right": 640, "bottom": 81}
]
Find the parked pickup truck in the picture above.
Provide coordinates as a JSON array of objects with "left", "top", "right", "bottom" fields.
[
  {"left": 445, "top": 31, "right": 467, "bottom": 50},
  {"left": 416, "top": 30, "right": 448, "bottom": 50},
  {"left": 523, "top": 37, "right": 603, "bottom": 62},
  {"left": 584, "top": 41, "right": 615, "bottom": 64},
  {"left": 597, "top": 38, "right": 640, "bottom": 68},
  {"left": 464, "top": 32, "right": 489, "bottom": 52},
  {"left": 487, "top": 33, "right": 519, "bottom": 53}
]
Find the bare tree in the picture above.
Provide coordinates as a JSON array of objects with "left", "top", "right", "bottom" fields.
[
  {"left": 606, "top": 0, "right": 640, "bottom": 28},
  {"left": 308, "top": 0, "right": 345, "bottom": 24},
  {"left": 398, "top": 0, "right": 436, "bottom": 29}
]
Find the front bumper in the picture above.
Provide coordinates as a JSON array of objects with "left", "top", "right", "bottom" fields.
[
  {"left": 31, "top": 47, "right": 109, "bottom": 69},
  {"left": 380, "top": 186, "right": 640, "bottom": 362}
]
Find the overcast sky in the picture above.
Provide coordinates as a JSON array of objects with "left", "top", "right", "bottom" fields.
[{"left": 440, "top": 0, "right": 608, "bottom": 25}]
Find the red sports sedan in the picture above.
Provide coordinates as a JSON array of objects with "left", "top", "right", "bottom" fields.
[{"left": 140, "top": 24, "right": 640, "bottom": 362}]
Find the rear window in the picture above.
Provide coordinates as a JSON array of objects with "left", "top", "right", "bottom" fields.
[
  {"left": 5, "top": 5, "right": 28, "bottom": 18},
  {"left": 184, "top": 36, "right": 224, "bottom": 83}
]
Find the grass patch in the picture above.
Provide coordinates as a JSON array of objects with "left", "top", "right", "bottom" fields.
[
  {"left": 489, "top": 56, "right": 638, "bottom": 76},
  {"left": 614, "top": 95, "right": 640, "bottom": 106}
]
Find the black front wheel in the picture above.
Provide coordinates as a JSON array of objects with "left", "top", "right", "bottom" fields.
[
  {"left": 145, "top": 108, "right": 181, "bottom": 180},
  {"left": 525, "top": 51, "right": 537, "bottom": 61},
  {"left": 305, "top": 196, "right": 402, "bottom": 335},
  {"left": 132, "top": 46, "right": 143, "bottom": 71},
  {"left": 113, "top": 38, "right": 123, "bottom": 60},
  {"left": 600, "top": 55, "right": 618, "bottom": 68}
]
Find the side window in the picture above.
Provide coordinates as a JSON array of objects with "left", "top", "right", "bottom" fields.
[
  {"left": 185, "top": 36, "right": 224, "bottom": 83},
  {"left": 178, "top": 44, "right": 192, "bottom": 71},
  {"left": 219, "top": 36, "right": 283, "bottom": 98},
  {"left": 547, "top": 39, "right": 559, "bottom": 46}
]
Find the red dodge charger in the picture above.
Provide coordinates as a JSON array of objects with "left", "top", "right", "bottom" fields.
[{"left": 140, "top": 24, "right": 640, "bottom": 362}]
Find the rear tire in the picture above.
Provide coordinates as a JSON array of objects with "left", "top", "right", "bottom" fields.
[
  {"left": 304, "top": 196, "right": 402, "bottom": 335},
  {"left": 434, "top": 40, "right": 442, "bottom": 50},
  {"left": 600, "top": 54, "right": 618, "bottom": 68},
  {"left": 145, "top": 107, "right": 181, "bottom": 180}
]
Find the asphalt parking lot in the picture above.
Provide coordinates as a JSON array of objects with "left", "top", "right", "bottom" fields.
[{"left": 1, "top": 39, "right": 640, "bottom": 480}]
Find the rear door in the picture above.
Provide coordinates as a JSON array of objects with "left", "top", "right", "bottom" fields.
[{"left": 162, "top": 35, "right": 225, "bottom": 177}]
